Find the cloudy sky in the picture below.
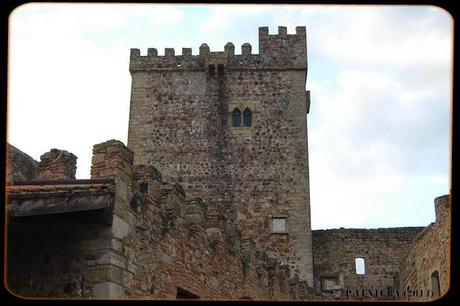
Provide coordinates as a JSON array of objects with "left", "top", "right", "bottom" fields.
[{"left": 8, "top": 4, "right": 452, "bottom": 229}]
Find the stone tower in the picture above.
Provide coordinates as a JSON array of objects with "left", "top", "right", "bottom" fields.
[{"left": 127, "top": 26, "right": 313, "bottom": 286}]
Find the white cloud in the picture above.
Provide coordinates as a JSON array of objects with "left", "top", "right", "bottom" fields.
[
  {"left": 303, "top": 6, "right": 452, "bottom": 68},
  {"left": 8, "top": 4, "right": 451, "bottom": 229},
  {"left": 308, "top": 63, "right": 450, "bottom": 229}
]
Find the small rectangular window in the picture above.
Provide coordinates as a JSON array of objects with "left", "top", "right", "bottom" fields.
[
  {"left": 321, "top": 276, "right": 340, "bottom": 291},
  {"left": 355, "top": 257, "right": 365, "bottom": 275},
  {"left": 272, "top": 218, "right": 286, "bottom": 233}
]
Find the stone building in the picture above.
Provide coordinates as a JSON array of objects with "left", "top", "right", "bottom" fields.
[
  {"left": 6, "top": 141, "right": 291, "bottom": 299},
  {"left": 5, "top": 26, "right": 451, "bottom": 300},
  {"left": 128, "top": 25, "right": 313, "bottom": 287}
]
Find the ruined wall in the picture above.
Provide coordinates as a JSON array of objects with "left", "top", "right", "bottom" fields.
[
  {"left": 120, "top": 173, "right": 290, "bottom": 299},
  {"left": 90, "top": 140, "right": 290, "bottom": 299},
  {"left": 6, "top": 144, "right": 77, "bottom": 182},
  {"left": 127, "top": 26, "right": 313, "bottom": 286},
  {"left": 399, "top": 195, "right": 450, "bottom": 301},
  {"left": 311, "top": 227, "right": 424, "bottom": 299},
  {"left": 7, "top": 140, "right": 291, "bottom": 299},
  {"left": 6, "top": 143, "right": 39, "bottom": 183},
  {"left": 36, "top": 149, "right": 77, "bottom": 180}
]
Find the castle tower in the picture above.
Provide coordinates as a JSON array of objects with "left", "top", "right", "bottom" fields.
[{"left": 127, "top": 26, "right": 313, "bottom": 286}]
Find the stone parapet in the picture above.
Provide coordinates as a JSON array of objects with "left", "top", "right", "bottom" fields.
[
  {"left": 129, "top": 26, "right": 307, "bottom": 71},
  {"left": 36, "top": 149, "right": 77, "bottom": 180}
]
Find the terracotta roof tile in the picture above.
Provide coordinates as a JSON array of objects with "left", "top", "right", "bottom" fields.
[{"left": 5, "top": 180, "right": 114, "bottom": 194}]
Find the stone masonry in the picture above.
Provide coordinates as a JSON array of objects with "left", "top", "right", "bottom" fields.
[
  {"left": 5, "top": 142, "right": 451, "bottom": 300},
  {"left": 399, "top": 195, "right": 451, "bottom": 300},
  {"left": 312, "top": 227, "right": 424, "bottom": 299},
  {"left": 6, "top": 143, "right": 39, "bottom": 183},
  {"left": 127, "top": 26, "right": 313, "bottom": 287},
  {"left": 6, "top": 140, "right": 291, "bottom": 299},
  {"left": 5, "top": 26, "right": 451, "bottom": 301}
]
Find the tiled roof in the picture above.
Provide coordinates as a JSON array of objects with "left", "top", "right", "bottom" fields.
[
  {"left": 6, "top": 179, "right": 115, "bottom": 194},
  {"left": 6, "top": 179, "right": 116, "bottom": 218}
]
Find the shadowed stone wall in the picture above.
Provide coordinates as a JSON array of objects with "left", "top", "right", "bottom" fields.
[{"left": 6, "top": 183, "right": 115, "bottom": 297}]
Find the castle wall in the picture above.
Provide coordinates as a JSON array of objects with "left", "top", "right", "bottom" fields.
[
  {"left": 6, "top": 144, "right": 39, "bottom": 183},
  {"left": 6, "top": 140, "right": 291, "bottom": 299},
  {"left": 312, "top": 227, "right": 424, "bottom": 299},
  {"left": 6, "top": 183, "right": 115, "bottom": 297},
  {"left": 399, "top": 195, "right": 450, "bottom": 300},
  {"left": 89, "top": 140, "right": 290, "bottom": 299},
  {"left": 127, "top": 26, "right": 314, "bottom": 286}
]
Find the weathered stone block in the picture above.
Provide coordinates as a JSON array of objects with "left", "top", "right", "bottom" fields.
[
  {"left": 92, "top": 282, "right": 125, "bottom": 298},
  {"left": 85, "top": 265, "right": 123, "bottom": 285},
  {"left": 112, "top": 215, "right": 130, "bottom": 239}
]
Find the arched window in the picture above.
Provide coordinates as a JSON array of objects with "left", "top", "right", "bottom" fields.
[
  {"left": 232, "top": 108, "right": 241, "bottom": 127},
  {"left": 243, "top": 107, "right": 252, "bottom": 127},
  {"left": 431, "top": 271, "right": 441, "bottom": 297}
]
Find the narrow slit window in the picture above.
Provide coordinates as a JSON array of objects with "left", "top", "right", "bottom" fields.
[
  {"left": 243, "top": 107, "right": 252, "bottom": 127},
  {"left": 217, "top": 64, "right": 224, "bottom": 77},
  {"left": 431, "top": 271, "right": 441, "bottom": 297},
  {"left": 232, "top": 108, "right": 241, "bottom": 127},
  {"left": 208, "top": 64, "right": 215, "bottom": 77},
  {"left": 355, "top": 258, "right": 365, "bottom": 275}
]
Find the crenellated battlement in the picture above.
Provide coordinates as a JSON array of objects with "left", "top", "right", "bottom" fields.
[
  {"left": 129, "top": 26, "right": 307, "bottom": 71},
  {"left": 128, "top": 25, "right": 314, "bottom": 288}
]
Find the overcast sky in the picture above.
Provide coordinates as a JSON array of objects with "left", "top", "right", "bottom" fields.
[{"left": 8, "top": 4, "right": 452, "bottom": 230}]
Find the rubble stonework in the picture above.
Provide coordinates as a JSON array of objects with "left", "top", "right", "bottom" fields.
[
  {"left": 312, "top": 227, "right": 424, "bottom": 299},
  {"left": 399, "top": 195, "right": 451, "bottom": 300},
  {"left": 6, "top": 144, "right": 39, "bottom": 183},
  {"left": 5, "top": 140, "right": 451, "bottom": 300},
  {"left": 5, "top": 26, "right": 450, "bottom": 300},
  {"left": 7, "top": 140, "right": 290, "bottom": 299},
  {"left": 127, "top": 26, "right": 314, "bottom": 286}
]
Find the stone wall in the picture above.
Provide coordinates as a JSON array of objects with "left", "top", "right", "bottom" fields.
[
  {"left": 89, "top": 140, "right": 291, "bottom": 299},
  {"left": 6, "top": 141, "right": 451, "bottom": 300},
  {"left": 127, "top": 26, "right": 314, "bottom": 286},
  {"left": 6, "top": 140, "right": 293, "bottom": 299},
  {"left": 6, "top": 182, "right": 115, "bottom": 297},
  {"left": 311, "top": 227, "right": 424, "bottom": 299},
  {"left": 399, "top": 195, "right": 450, "bottom": 301},
  {"left": 36, "top": 149, "right": 77, "bottom": 180},
  {"left": 6, "top": 143, "right": 39, "bottom": 183},
  {"left": 6, "top": 143, "right": 77, "bottom": 182}
]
